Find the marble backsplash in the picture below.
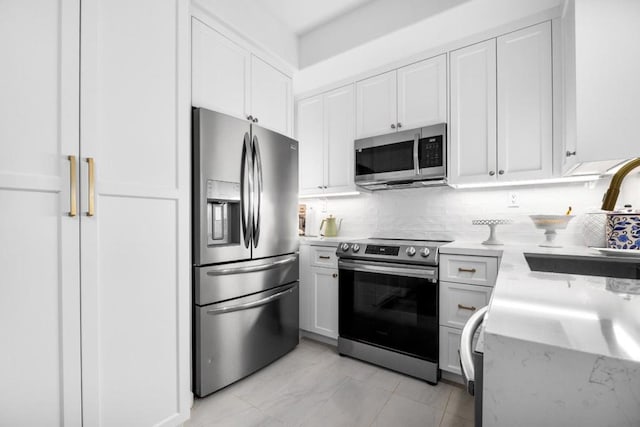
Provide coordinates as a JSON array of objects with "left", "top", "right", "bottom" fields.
[{"left": 301, "top": 173, "right": 640, "bottom": 247}]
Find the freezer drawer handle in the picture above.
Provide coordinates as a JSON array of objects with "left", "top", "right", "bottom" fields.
[
  {"left": 205, "top": 256, "right": 297, "bottom": 276},
  {"left": 459, "top": 305, "right": 488, "bottom": 396},
  {"left": 206, "top": 284, "right": 296, "bottom": 315}
]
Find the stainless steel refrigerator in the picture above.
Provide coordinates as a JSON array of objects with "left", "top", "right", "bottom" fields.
[{"left": 192, "top": 108, "right": 299, "bottom": 397}]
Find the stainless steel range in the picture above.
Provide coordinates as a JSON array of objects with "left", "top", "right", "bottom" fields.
[{"left": 336, "top": 238, "right": 450, "bottom": 384}]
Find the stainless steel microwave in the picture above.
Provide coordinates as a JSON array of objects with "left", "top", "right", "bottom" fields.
[{"left": 354, "top": 123, "right": 446, "bottom": 190}]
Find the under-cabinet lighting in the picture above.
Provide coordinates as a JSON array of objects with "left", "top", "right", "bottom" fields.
[
  {"left": 450, "top": 175, "right": 602, "bottom": 189},
  {"left": 298, "top": 191, "right": 361, "bottom": 199}
]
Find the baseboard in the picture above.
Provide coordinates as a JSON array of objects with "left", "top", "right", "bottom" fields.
[{"left": 299, "top": 329, "right": 338, "bottom": 347}]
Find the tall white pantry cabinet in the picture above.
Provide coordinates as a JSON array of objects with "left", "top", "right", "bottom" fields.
[{"left": 0, "top": 0, "right": 191, "bottom": 426}]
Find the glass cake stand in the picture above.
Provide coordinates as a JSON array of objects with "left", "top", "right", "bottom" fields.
[{"left": 472, "top": 219, "right": 513, "bottom": 245}]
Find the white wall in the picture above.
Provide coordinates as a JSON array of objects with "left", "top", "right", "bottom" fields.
[
  {"left": 294, "top": 0, "right": 562, "bottom": 95},
  {"left": 303, "top": 174, "right": 640, "bottom": 247},
  {"left": 298, "top": 0, "right": 471, "bottom": 68},
  {"left": 192, "top": 0, "right": 298, "bottom": 68}
]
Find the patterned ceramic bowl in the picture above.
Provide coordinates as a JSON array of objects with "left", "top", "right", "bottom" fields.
[{"left": 606, "top": 213, "right": 640, "bottom": 249}]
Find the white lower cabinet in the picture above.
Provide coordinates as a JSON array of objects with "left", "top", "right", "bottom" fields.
[
  {"left": 439, "top": 253, "right": 498, "bottom": 377},
  {"left": 439, "top": 326, "right": 464, "bottom": 375},
  {"left": 299, "top": 244, "right": 340, "bottom": 339}
]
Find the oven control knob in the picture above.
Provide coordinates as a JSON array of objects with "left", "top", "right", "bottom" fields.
[
  {"left": 352, "top": 244, "right": 360, "bottom": 253},
  {"left": 340, "top": 243, "right": 350, "bottom": 252},
  {"left": 406, "top": 246, "right": 416, "bottom": 256},
  {"left": 420, "top": 247, "right": 431, "bottom": 257}
]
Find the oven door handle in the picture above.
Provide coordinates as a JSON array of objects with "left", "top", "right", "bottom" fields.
[
  {"left": 459, "top": 305, "right": 488, "bottom": 396},
  {"left": 338, "top": 260, "right": 437, "bottom": 281}
]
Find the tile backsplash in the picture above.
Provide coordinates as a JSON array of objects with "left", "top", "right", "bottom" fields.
[{"left": 303, "top": 173, "right": 640, "bottom": 247}]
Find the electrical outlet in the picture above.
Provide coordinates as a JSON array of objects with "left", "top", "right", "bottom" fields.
[{"left": 508, "top": 192, "right": 519, "bottom": 208}]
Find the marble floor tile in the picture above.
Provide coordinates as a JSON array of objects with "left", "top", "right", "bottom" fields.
[
  {"left": 187, "top": 338, "right": 474, "bottom": 427},
  {"left": 186, "top": 388, "right": 253, "bottom": 427},
  {"left": 201, "top": 407, "right": 285, "bottom": 427},
  {"left": 394, "top": 376, "right": 455, "bottom": 410},
  {"left": 371, "top": 394, "right": 445, "bottom": 427},
  {"left": 445, "top": 386, "right": 475, "bottom": 421},
  {"left": 302, "top": 377, "right": 392, "bottom": 427},
  {"left": 439, "top": 411, "right": 475, "bottom": 427}
]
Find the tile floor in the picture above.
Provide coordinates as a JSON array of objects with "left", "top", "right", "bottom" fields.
[{"left": 187, "top": 338, "right": 474, "bottom": 427}]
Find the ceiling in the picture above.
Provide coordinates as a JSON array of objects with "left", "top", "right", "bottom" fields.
[{"left": 253, "top": 0, "right": 374, "bottom": 35}]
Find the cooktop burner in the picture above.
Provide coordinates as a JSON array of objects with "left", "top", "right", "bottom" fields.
[{"left": 336, "top": 237, "right": 452, "bottom": 266}]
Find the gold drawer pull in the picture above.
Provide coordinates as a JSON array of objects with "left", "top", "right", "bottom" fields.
[
  {"left": 318, "top": 255, "right": 331, "bottom": 260},
  {"left": 458, "top": 267, "right": 477, "bottom": 273},
  {"left": 458, "top": 304, "right": 477, "bottom": 311}
]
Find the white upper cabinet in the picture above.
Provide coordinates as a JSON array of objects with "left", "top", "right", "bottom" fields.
[
  {"left": 497, "top": 22, "right": 552, "bottom": 181},
  {"left": 561, "top": 0, "right": 640, "bottom": 173},
  {"left": 191, "top": 18, "right": 249, "bottom": 119},
  {"left": 297, "top": 84, "right": 356, "bottom": 195},
  {"left": 191, "top": 18, "right": 293, "bottom": 136},
  {"left": 251, "top": 55, "right": 292, "bottom": 136},
  {"left": 325, "top": 85, "right": 356, "bottom": 192},
  {"left": 450, "top": 22, "right": 553, "bottom": 185},
  {"left": 356, "top": 55, "right": 447, "bottom": 139},
  {"left": 450, "top": 40, "right": 498, "bottom": 184},
  {"left": 356, "top": 70, "right": 397, "bottom": 138},
  {"left": 297, "top": 96, "right": 325, "bottom": 193},
  {"left": 397, "top": 54, "right": 447, "bottom": 130}
]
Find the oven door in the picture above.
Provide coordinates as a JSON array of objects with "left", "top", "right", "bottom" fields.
[{"left": 338, "top": 259, "right": 438, "bottom": 362}]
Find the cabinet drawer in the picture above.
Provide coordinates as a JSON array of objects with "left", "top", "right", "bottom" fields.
[
  {"left": 310, "top": 246, "right": 338, "bottom": 268},
  {"left": 440, "top": 254, "right": 498, "bottom": 286},
  {"left": 439, "top": 326, "right": 462, "bottom": 375},
  {"left": 440, "top": 281, "right": 491, "bottom": 329}
]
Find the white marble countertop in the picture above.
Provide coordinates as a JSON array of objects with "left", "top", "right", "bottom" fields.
[{"left": 444, "top": 241, "right": 640, "bottom": 364}]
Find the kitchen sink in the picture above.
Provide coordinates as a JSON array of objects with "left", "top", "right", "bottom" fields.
[{"left": 524, "top": 253, "right": 640, "bottom": 280}]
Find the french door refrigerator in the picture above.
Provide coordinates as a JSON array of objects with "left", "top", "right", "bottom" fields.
[{"left": 192, "top": 108, "right": 299, "bottom": 397}]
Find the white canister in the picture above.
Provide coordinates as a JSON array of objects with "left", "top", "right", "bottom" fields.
[{"left": 582, "top": 212, "right": 607, "bottom": 247}]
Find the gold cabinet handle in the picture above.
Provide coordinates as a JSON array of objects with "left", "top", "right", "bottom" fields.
[
  {"left": 68, "top": 155, "right": 77, "bottom": 217},
  {"left": 458, "top": 304, "right": 477, "bottom": 311},
  {"left": 458, "top": 267, "right": 477, "bottom": 273},
  {"left": 87, "top": 157, "right": 95, "bottom": 217},
  {"left": 318, "top": 256, "right": 331, "bottom": 260}
]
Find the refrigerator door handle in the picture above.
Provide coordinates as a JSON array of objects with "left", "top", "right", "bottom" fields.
[
  {"left": 240, "top": 132, "right": 253, "bottom": 248},
  {"left": 206, "top": 283, "right": 296, "bottom": 315},
  {"left": 459, "top": 305, "right": 488, "bottom": 396},
  {"left": 252, "top": 134, "right": 263, "bottom": 248},
  {"left": 205, "top": 255, "right": 297, "bottom": 276}
]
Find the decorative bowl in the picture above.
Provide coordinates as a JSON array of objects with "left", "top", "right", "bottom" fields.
[{"left": 530, "top": 215, "right": 574, "bottom": 247}]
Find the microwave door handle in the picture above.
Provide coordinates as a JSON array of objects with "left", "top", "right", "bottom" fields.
[
  {"left": 252, "top": 134, "right": 263, "bottom": 248},
  {"left": 413, "top": 132, "right": 420, "bottom": 175},
  {"left": 459, "top": 305, "right": 488, "bottom": 396},
  {"left": 240, "top": 132, "right": 253, "bottom": 248}
]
